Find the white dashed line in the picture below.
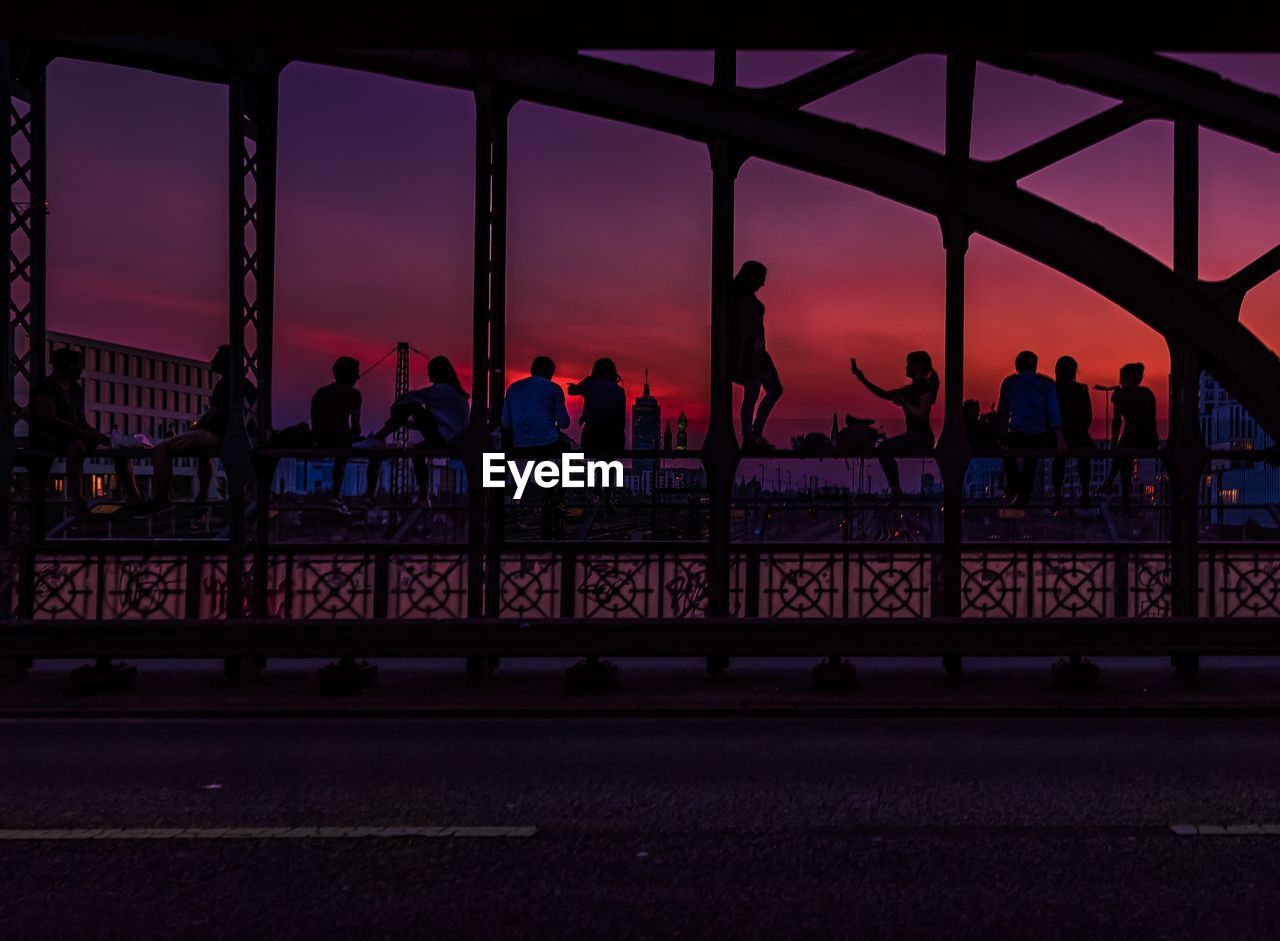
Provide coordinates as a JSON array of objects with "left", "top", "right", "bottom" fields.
[
  {"left": 1170, "top": 824, "right": 1280, "bottom": 836},
  {"left": 0, "top": 826, "right": 537, "bottom": 841}
]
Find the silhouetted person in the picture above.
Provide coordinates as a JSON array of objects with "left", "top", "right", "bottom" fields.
[
  {"left": 502, "top": 356, "right": 571, "bottom": 533},
  {"left": 30, "top": 347, "right": 140, "bottom": 515},
  {"left": 850, "top": 351, "right": 938, "bottom": 508},
  {"left": 997, "top": 350, "right": 1066, "bottom": 508},
  {"left": 501, "top": 356, "right": 571, "bottom": 455},
  {"left": 311, "top": 356, "right": 362, "bottom": 513},
  {"left": 359, "top": 355, "right": 469, "bottom": 505},
  {"left": 963, "top": 398, "right": 1002, "bottom": 450},
  {"left": 1099, "top": 362, "right": 1158, "bottom": 510},
  {"left": 568, "top": 357, "right": 625, "bottom": 517},
  {"left": 1051, "top": 355, "right": 1094, "bottom": 510},
  {"left": 142, "top": 345, "right": 256, "bottom": 517},
  {"left": 728, "top": 261, "right": 782, "bottom": 451}
]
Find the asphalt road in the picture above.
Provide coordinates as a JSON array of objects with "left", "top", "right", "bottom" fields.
[{"left": 3, "top": 717, "right": 1280, "bottom": 939}]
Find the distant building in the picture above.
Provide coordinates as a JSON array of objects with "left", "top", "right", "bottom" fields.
[
  {"left": 631, "top": 369, "right": 661, "bottom": 487},
  {"left": 1200, "top": 374, "right": 1277, "bottom": 527},
  {"left": 16, "top": 331, "right": 218, "bottom": 499},
  {"left": 676, "top": 411, "right": 688, "bottom": 450}
]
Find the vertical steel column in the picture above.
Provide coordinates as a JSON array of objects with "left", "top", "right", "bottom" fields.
[
  {"left": 247, "top": 72, "right": 278, "bottom": 626},
  {"left": 1169, "top": 117, "right": 1203, "bottom": 675},
  {"left": 468, "top": 79, "right": 509, "bottom": 621},
  {"left": 937, "top": 56, "right": 975, "bottom": 671},
  {"left": 226, "top": 72, "right": 277, "bottom": 634},
  {"left": 705, "top": 50, "right": 740, "bottom": 675},
  {"left": 1, "top": 41, "right": 15, "bottom": 557},
  {"left": 5, "top": 45, "right": 47, "bottom": 550}
]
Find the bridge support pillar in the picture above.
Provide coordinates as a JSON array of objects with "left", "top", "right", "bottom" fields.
[
  {"left": 706, "top": 49, "right": 741, "bottom": 681},
  {"left": 467, "top": 76, "right": 511, "bottom": 684},
  {"left": 1169, "top": 117, "right": 1203, "bottom": 681},
  {"left": 936, "top": 55, "right": 975, "bottom": 677},
  {"left": 225, "top": 70, "right": 279, "bottom": 677}
]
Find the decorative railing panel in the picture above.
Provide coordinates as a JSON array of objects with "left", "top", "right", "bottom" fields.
[
  {"left": 498, "top": 553, "right": 561, "bottom": 619},
  {"left": 11, "top": 543, "right": 1280, "bottom": 624},
  {"left": 1206, "top": 549, "right": 1280, "bottom": 618},
  {"left": 273, "top": 554, "right": 375, "bottom": 621},
  {"left": 389, "top": 553, "right": 469, "bottom": 619}
]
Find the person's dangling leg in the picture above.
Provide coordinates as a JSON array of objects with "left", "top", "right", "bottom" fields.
[
  {"left": 750, "top": 359, "right": 783, "bottom": 439},
  {"left": 740, "top": 376, "right": 762, "bottom": 444},
  {"left": 411, "top": 455, "right": 431, "bottom": 503},
  {"left": 1076, "top": 456, "right": 1092, "bottom": 507},
  {"left": 1016, "top": 456, "right": 1039, "bottom": 508},
  {"left": 64, "top": 439, "right": 87, "bottom": 512},
  {"left": 1002, "top": 455, "right": 1020, "bottom": 503},
  {"left": 1117, "top": 455, "right": 1134, "bottom": 510},
  {"left": 1052, "top": 455, "right": 1066, "bottom": 508}
]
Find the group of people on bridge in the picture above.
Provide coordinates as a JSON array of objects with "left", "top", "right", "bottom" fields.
[
  {"left": 732, "top": 260, "right": 1159, "bottom": 511},
  {"left": 20, "top": 258, "right": 1159, "bottom": 520}
]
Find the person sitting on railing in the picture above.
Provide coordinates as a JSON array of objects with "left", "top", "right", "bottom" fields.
[
  {"left": 962, "top": 398, "right": 1002, "bottom": 450},
  {"left": 850, "top": 351, "right": 938, "bottom": 509},
  {"left": 29, "top": 346, "right": 141, "bottom": 516},
  {"left": 502, "top": 356, "right": 572, "bottom": 530},
  {"left": 729, "top": 260, "right": 783, "bottom": 453},
  {"left": 356, "top": 355, "right": 469, "bottom": 507},
  {"left": 1051, "top": 355, "right": 1095, "bottom": 511},
  {"left": 310, "top": 356, "right": 362, "bottom": 515},
  {"left": 138, "top": 345, "right": 257, "bottom": 519},
  {"left": 1098, "top": 362, "right": 1158, "bottom": 511},
  {"left": 997, "top": 350, "right": 1066, "bottom": 509},
  {"left": 501, "top": 355, "right": 572, "bottom": 456},
  {"left": 568, "top": 357, "right": 626, "bottom": 518}
]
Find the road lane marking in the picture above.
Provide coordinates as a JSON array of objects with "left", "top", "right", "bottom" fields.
[
  {"left": 0, "top": 826, "right": 537, "bottom": 841},
  {"left": 1170, "top": 824, "right": 1280, "bottom": 835}
]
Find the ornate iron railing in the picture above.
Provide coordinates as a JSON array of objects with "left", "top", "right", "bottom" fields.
[{"left": 12, "top": 539, "right": 1280, "bottom": 624}]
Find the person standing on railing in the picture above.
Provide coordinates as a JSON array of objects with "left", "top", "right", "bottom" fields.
[
  {"left": 850, "top": 351, "right": 938, "bottom": 508},
  {"left": 1051, "top": 355, "right": 1094, "bottom": 511},
  {"left": 729, "top": 260, "right": 783, "bottom": 453},
  {"left": 356, "top": 355, "right": 470, "bottom": 507},
  {"left": 568, "top": 357, "right": 626, "bottom": 518},
  {"left": 997, "top": 350, "right": 1066, "bottom": 509},
  {"left": 310, "top": 356, "right": 362, "bottom": 514},
  {"left": 1098, "top": 362, "right": 1158, "bottom": 511}
]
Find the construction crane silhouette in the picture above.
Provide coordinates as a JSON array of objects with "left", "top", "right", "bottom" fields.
[{"left": 360, "top": 342, "right": 432, "bottom": 502}]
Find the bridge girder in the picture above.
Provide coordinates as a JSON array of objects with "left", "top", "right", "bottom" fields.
[
  {"left": 14, "top": 40, "right": 1280, "bottom": 434},
  {"left": 319, "top": 48, "right": 1280, "bottom": 436}
]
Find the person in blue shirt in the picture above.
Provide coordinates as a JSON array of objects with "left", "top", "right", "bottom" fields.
[
  {"left": 501, "top": 356, "right": 571, "bottom": 454},
  {"left": 997, "top": 350, "right": 1066, "bottom": 508},
  {"left": 501, "top": 356, "right": 572, "bottom": 532}
]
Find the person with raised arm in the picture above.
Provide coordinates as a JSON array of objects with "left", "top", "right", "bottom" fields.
[{"left": 850, "top": 351, "right": 939, "bottom": 508}]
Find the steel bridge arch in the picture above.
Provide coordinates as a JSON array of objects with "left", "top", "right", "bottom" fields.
[{"left": 313, "top": 48, "right": 1280, "bottom": 435}]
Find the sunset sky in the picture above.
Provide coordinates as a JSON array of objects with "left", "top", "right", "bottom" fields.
[{"left": 42, "top": 51, "right": 1280, "bottom": 445}]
